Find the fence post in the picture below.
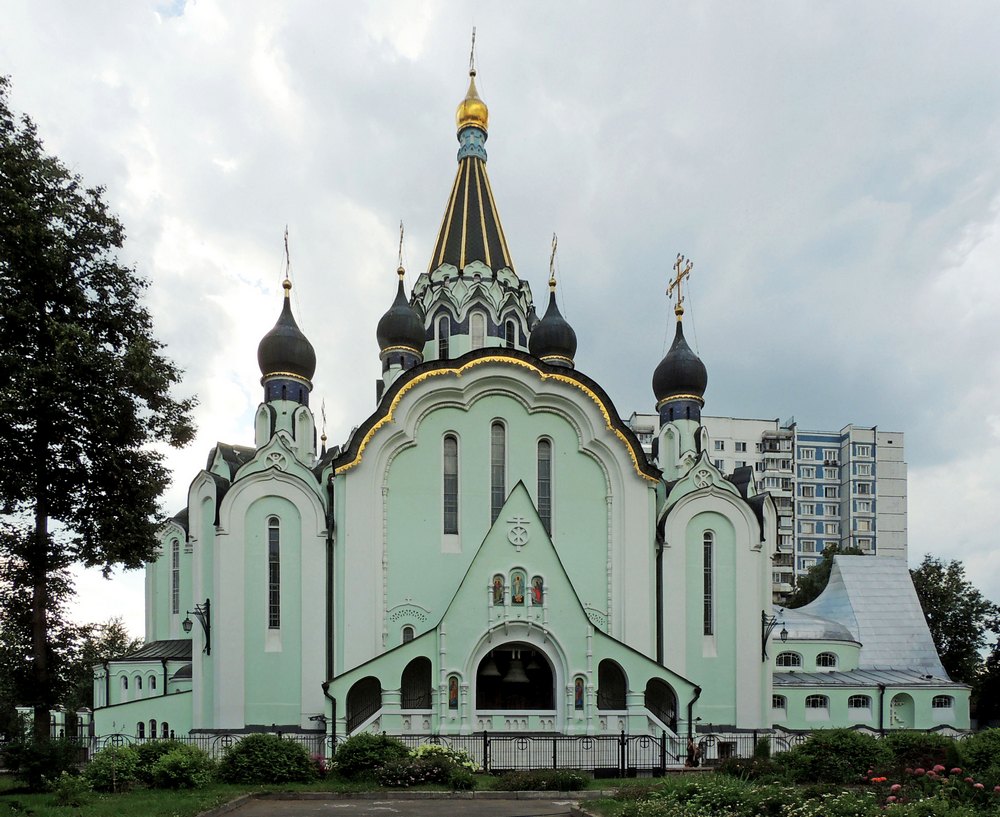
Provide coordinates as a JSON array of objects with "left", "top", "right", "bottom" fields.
[
  {"left": 482, "top": 729, "right": 489, "bottom": 774},
  {"left": 619, "top": 729, "right": 626, "bottom": 777},
  {"left": 660, "top": 729, "right": 666, "bottom": 774},
  {"left": 552, "top": 737, "right": 557, "bottom": 769}
]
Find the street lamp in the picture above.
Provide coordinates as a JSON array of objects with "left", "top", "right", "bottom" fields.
[
  {"left": 761, "top": 609, "right": 786, "bottom": 662},
  {"left": 182, "top": 599, "right": 212, "bottom": 655}
]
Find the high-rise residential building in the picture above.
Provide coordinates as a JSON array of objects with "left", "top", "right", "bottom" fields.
[{"left": 626, "top": 414, "right": 907, "bottom": 599}]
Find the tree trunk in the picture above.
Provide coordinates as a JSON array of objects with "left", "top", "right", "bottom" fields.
[{"left": 31, "top": 466, "right": 50, "bottom": 742}]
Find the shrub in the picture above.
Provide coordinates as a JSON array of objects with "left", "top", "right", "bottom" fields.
[
  {"left": 959, "top": 728, "right": 1000, "bottom": 775},
  {"left": 51, "top": 771, "right": 92, "bottom": 806},
  {"left": 1, "top": 738, "right": 82, "bottom": 792},
  {"left": 883, "top": 731, "right": 955, "bottom": 771},
  {"left": 135, "top": 739, "right": 186, "bottom": 783},
  {"left": 333, "top": 732, "right": 409, "bottom": 780},
  {"left": 218, "top": 733, "right": 317, "bottom": 784},
  {"left": 85, "top": 745, "right": 141, "bottom": 793},
  {"left": 492, "top": 769, "right": 589, "bottom": 791},
  {"left": 753, "top": 736, "right": 771, "bottom": 759},
  {"left": 775, "top": 729, "right": 889, "bottom": 783},
  {"left": 715, "top": 755, "right": 782, "bottom": 781},
  {"left": 150, "top": 743, "right": 215, "bottom": 788},
  {"left": 411, "top": 743, "right": 479, "bottom": 772}
]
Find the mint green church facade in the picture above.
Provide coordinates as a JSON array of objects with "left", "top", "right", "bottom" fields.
[{"left": 93, "top": 69, "right": 969, "bottom": 744}]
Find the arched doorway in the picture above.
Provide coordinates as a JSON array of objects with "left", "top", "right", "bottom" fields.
[
  {"left": 346, "top": 676, "right": 382, "bottom": 732},
  {"left": 890, "top": 693, "right": 915, "bottom": 729},
  {"left": 644, "top": 679, "right": 678, "bottom": 732},
  {"left": 476, "top": 644, "right": 554, "bottom": 709},
  {"left": 597, "top": 660, "right": 627, "bottom": 710},
  {"left": 400, "top": 658, "right": 432, "bottom": 710}
]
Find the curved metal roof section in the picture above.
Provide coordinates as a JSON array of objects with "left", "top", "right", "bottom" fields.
[{"left": 429, "top": 154, "right": 514, "bottom": 273}]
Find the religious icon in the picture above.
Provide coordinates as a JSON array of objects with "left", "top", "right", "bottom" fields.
[
  {"left": 574, "top": 677, "right": 584, "bottom": 710},
  {"left": 511, "top": 571, "right": 525, "bottom": 604},
  {"left": 531, "top": 575, "right": 543, "bottom": 606},
  {"left": 448, "top": 676, "right": 459, "bottom": 709},
  {"left": 492, "top": 574, "right": 504, "bottom": 605}
]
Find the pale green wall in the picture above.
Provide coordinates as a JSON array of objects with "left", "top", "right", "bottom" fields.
[{"left": 94, "top": 690, "right": 192, "bottom": 737}]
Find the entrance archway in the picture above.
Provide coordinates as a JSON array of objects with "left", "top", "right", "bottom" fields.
[
  {"left": 346, "top": 676, "right": 382, "bottom": 732},
  {"left": 644, "top": 679, "right": 678, "bottom": 732},
  {"left": 400, "top": 658, "right": 432, "bottom": 710},
  {"left": 475, "top": 644, "right": 554, "bottom": 709},
  {"left": 597, "top": 660, "right": 627, "bottom": 710}
]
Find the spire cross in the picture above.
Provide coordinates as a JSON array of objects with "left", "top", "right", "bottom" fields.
[
  {"left": 469, "top": 26, "right": 477, "bottom": 74},
  {"left": 321, "top": 398, "right": 327, "bottom": 442},
  {"left": 668, "top": 254, "right": 693, "bottom": 319},
  {"left": 282, "top": 225, "right": 292, "bottom": 295},
  {"left": 549, "top": 233, "right": 558, "bottom": 288},
  {"left": 397, "top": 220, "right": 405, "bottom": 275}
]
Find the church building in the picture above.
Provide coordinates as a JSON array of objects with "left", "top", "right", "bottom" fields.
[{"left": 93, "top": 67, "right": 969, "bottom": 744}]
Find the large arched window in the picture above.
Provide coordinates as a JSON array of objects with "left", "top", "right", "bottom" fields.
[
  {"left": 805, "top": 694, "right": 829, "bottom": 710},
  {"left": 268, "top": 517, "right": 280, "bottom": 629},
  {"left": 490, "top": 422, "right": 506, "bottom": 523},
  {"left": 703, "top": 531, "right": 714, "bottom": 636},
  {"left": 443, "top": 434, "right": 459, "bottom": 534},
  {"left": 171, "top": 538, "right": 180, "bottom": 614},
  {"left": 772, "top": 694, "right": 787, "bottom": 710},
  {"left": 537, "top": 439, "right": 552, "bottom": 534},
  {"left": 776, "top": 652, "right": 802, "bottom": 668},
  {"left": 848, "top": 695, "right": 871, "bottom": 709},
  {"left": 437, "top": 315, "right": 450, "bottom": 360},
  {"left": 816, "top": 652, "right": 838, "bottom": 669},
  {"left": 470, "top": 310, "right": 486, "bottom": 349}
]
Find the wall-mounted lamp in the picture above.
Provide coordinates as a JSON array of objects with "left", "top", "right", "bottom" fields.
[
  {"left": 182, "top": 599, "right": 212, "bottom": 655},
  {"left": 761, "top": 609, "right": 786, "bottom": 662}
]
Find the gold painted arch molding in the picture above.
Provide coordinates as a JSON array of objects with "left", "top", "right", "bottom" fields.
[{"left": 334, "top": 355, "right": 659, "bottom": 483}]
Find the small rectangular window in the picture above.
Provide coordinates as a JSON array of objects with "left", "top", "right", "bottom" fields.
[
  {"left": 735, "top": 442, "right": 747, "bottom": 452},
  {"left": 714, "top": 440, "right": 725, "bottom": 451}
]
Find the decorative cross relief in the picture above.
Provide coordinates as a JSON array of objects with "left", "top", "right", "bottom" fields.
[
  {"left": 507, "top": 516, "right": 530, "bottom": 551},
  {"left": 693, "top": 468, "right": 713, "bottom": 488},
  {"left": 265, "top": 451, "right": 288, "bottom": 471}
]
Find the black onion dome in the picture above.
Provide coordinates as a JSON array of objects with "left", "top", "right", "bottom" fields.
[
  {"left": 652, "top": 321, "right": 707, "bottom": 406},
  {"left": 376, "top": 271, "right": 425, "bottom": 352},
  {"left": 529, "top": 288, "right": 577, "bottom": 363},
  {"left": 257, "top": 281, "right": 317, "bottom": 382}
]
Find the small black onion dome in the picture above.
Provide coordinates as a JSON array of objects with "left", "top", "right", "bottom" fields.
[
  {"left": 529, "top": 286, "right": 577, "bottom": 364},
  {"left": 652, "top": 320, "right": 708, "bottom": 407},
  {"left": 257, "top": 279, "right": 317, "bottom": 382},
  {"left": 376, "top": 268, "right": 425, "bottom": 352}
]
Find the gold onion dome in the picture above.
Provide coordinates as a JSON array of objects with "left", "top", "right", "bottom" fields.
[{"left": 455, "top": 69, "right": 489, "bottom": 132}]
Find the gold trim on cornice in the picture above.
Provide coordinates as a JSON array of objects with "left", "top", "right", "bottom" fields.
[
  {"left": 655, "top": 393, "right": 706, "bottom": 410},
  {"left": 260, "top": 371, "right": 313, "bottom": 387},
  {"left": 335, "top": 356, "right": 658, "bottom": 483},
  {"left": 541, "top": 354, "right": 575, "bottom": 365},
  {"left": 380, "top": 345, "right": 423, "bottom": 356},
  {"left": 473, "top": 159, "right": 491, "bottom": 269}
]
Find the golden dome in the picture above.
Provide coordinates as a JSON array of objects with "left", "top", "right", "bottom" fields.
[{"left": 455, "top": 69, "right": 488, "bottom": 132}]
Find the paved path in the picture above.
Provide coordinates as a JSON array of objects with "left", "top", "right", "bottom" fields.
[{"left": 225, "top": 796, "right": 580, "bottom": 816}]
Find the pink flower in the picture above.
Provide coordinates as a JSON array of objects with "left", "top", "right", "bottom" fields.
[
  {"left": 905, "top": 767, "right": 914, "bottom": 774},
  {"left": 994, "top": 785, "right": 1000, "bottom": 792},
  {"left": 890, "top": 784, "right": 902, "bottom": 792},
  {"left": 965, "top": 777, "right": 974, "bottom": 783},
  {"left": 951, "top": 768, "right": 962, "bottom": 774},
  {"left": 974, "top": 783, "right": 984, "bottom": 790},
  {"left": 887, "top": 796, "right": 897, "bottom": 803},
  {"left": 914, "top": 768, "right": 926, "bottom": 776},
  {"left": 933, "top": 764, "right": 946, "bottom": 773}
]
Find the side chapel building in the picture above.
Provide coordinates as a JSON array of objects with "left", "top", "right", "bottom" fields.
[{"left": 93, "top": 68, "right": 969, "bottom": 743}]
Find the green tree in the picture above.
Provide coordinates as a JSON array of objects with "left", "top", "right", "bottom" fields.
[
  {"left": 909, "top": 555, "right": 999, "bottom": 685},
  {"left": 0, "top": 77, "right": 195, "bottom": 740},
  {"left": 785, "top": 544, "right": 863, "bottom": 608},
  {"left": 64, "top": 617, "right": 143, "bottom": 711},
  {"left": 974, "top": 638, "right": 1000, "bottom": 724}
]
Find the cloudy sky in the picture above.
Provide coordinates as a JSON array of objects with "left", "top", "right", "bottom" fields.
[{"left": 3, "top": 1, "right": 1000, "bottom": 636}]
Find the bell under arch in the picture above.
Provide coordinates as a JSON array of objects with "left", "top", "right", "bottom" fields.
[{"left": 475, "top": 642, "right": 554, "bottom": 710}]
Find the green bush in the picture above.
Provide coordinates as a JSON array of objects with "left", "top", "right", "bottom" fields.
[
  {"left": 883, "top": 731, "right": 956, "bottom": 771},
  {"left": 150, "top": 743, "right": 215, "bottom": 788},
  {"left": 411, "top": 742, "right": 479, "bottom": 772},
  {"left": 959, "top": 728, "right": 1000, "bottom": 775},
  {"left": 1, "top": 738, "right": 83, "bottom": 792},
  {"left": 84, "top": 745, "right": 141, "bottom": 792},
  {"left": 492, "top": 769, "right": 589, "bottom": 791},
  {"left": 333, "top": 732, "right": 409, "bottom": 780},
  {"left": 50, "top": 770, "right": 92, "bottom": 806},
  {"left": 715, "top": 755, "right": 782, "bottom": 781},
  {"left": 135, "top": 739, "right": 186, "bottom": 783},
  {"left": 217, "top": 733, "right": 317, "bottom": 784},
  {"left": 775, "top": 729, "right": 890, "bottom": 783}
]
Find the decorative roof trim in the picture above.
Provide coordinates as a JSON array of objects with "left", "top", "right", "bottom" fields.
[
  {"left": 333, "top": 350, "right": 659, "bottom": 483},
  {"left": 656, "top": 393, "right": 706, "bottom": 410},
  {"left": 379, "top": 344, "right": 422, "bottom": 356},
  {"left": 260, "top": 371, "right": 313, "bottom": 387}
]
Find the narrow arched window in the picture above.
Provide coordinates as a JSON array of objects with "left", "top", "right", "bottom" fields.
[
  {"left": 137, "top": 721, "right": 145, "bottom": 738},
  {"left": 505, "top": 320, "right": 516, "bottom": 349},
  {"left": 490, "top": 422, "right": 506, "bottom": 523},
  {"left": 122, "top": 676, "right": 129, "bottom": 691},
  {"left": 162, "top": 722, "right": 170, "bottom": 738},
  {"left": 171, "top": 538, "right": 180, "bottom": 614},
  {"left": 402, "top": 626, "right": 414, "bottom": 644},
  {"left": 149, "top": 719, "right": 157, "bottom": 737},
  {"left": 537, "top": 439, "right": 552, "bottom": 534},
  {"left": 149, "top": 675, "right": 156, "bottom": 690},
  {"left": 443, "top": 435, "right": 459, "bottom": 534},
  {"left": 470, "top": 311, "right": 485, "bottom": 349},
  {"left": 268, "top": 516, "right": 280, "bottom": 629},
  {"left": 135, "top": 675, "right": 142, "bottom": 690},
  {"left": 703, "top": 531, "right": 714, "bottom": 636},
  {"left": 437, "top": 315, "right": 450, "bottom": 360}
]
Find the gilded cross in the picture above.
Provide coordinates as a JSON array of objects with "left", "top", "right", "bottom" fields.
[
  {"left": 549, "top": 233, "right": 558, "bottom": 287},
  {"left": 668, "top": 254, "right": 692, "bottom": 317}
]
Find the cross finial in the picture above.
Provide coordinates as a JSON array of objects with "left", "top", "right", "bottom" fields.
[
  {"left": 321, "top": 398, "right": 327, "bottom": 442},
  {"left": 469, "top": 27, "right": 477, "bottom": 75},
  {"left": 282, "top": 225, "right": 292, "bottom": 295},
  {"left": 668, "top": 253, "right": 693, "bottom": 320},
  {"left": 548, "top": 233, "right": 558, "bottom": 289},
  {"left": 397, "top": 220, "right": 405, "bottom": 278}
]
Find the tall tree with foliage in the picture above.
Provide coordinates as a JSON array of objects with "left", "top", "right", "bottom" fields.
[
  {"left": 909, "top": 555, "right": 999, "bottom": 685},
  {"left": 784, "top": 544, "right": 863, "bottom": 608},
  {"left": 0, "top": 77, "right": 195, "bottom": 739}
]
